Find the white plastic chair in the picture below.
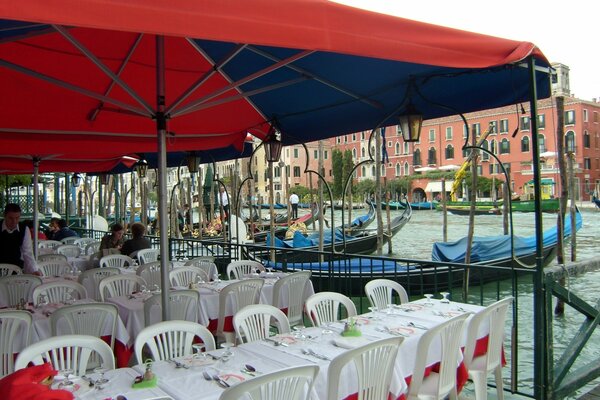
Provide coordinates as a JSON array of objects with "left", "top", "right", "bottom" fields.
[
  {"left": 78, "top": 267, "right": 121, "bottom": 301},
  {"left": 134, "top": 320, "right": 216, "bottom": 364},
  {"left": 143, "top": 290, "right": 199, "bottom": 326},
  {"left": 327, "top": 337, "right": 404, "bottom": 400},
  {"left": 169, "top": 265, "right": 210, "bottom": 287},
  {"left": 304, "top": 292, "right": 357, "bottom": 327},
  {"left": 365, "top": 279, "right": 409, "bottom": 310},
  {"left": 38, "top": 240, "right": 62, "bottom": 249},
  {"left": 0, "top": 275, "right": 42, "bottom": 306},
  {"left": 137, "top": 248, "right": 159, "bottom": 265},
  {"left": 464, "top": 297, "right": 514, "bottom": 400},
  {"left": 219, "top": 365, "right": 319, "bottom": 400},
  {"left": 181, "top": 260, "right": 218, "bottom": 281},
  {"left": 273, "top": 271, "right": 311, "bottom": 326},
  {"left": 98, "top": 274, "right": 146, "bottom": 301},
  {"left": 56, "top": 244, "right": 81, "bottom": 258},
  {"left": 137, "top": 261, "right": 171, "bottom": 289},
  {"left": 14, "top": 334, "right": 115, "bottom": 376},
  {"left": 74, "top": 237, "right": 95, "bottom": 250},
  {"left": 37, "top": 260, "right": 71, "bottom": 277},
  {"left": 226, "top": 260, "right": 265, "bottom": 280},
  {"left": 0, "top": 263, "right": 22, "bottom": 277},
  {"left": 50, "top": 303, "right": 118, "bottom": 350},
  {"left": 184, "top": 256, "right": 215, "bottom": 266},
  {"left": 0, "top": 310, "right": 32, "bottom": 377},
  {"left": 99, "top": 254, "right": 134, "bottom": 269},
  {"left": 85, "top": 241, "right": 101, "bottom": 256},
  {"left": 217, "top": 279, "right": 264, "bottom": 343},
  {"left": 32, "top": 281, "right": 87, "bottom": 305},
  {"left": 234, "top": 304, "right": 291, "bottom": 344},
  {"left": 407, "top": 313, "right": 470, "bottom": 400},
  {"left": 60, "top": 237, "right": 79, "bottom": 245},
  {"left": 37, "top": 254, "right": 68, "bottom": 263}
]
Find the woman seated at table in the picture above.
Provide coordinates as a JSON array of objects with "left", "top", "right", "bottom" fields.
[
  {"left": 99, "top": 223, "right": 125, "bottom": 255},
  {"left": 121, "top": 222, "right": 151, "bottom": 257}
]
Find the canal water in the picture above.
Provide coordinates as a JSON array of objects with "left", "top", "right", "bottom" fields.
[{"left": 358, "top": 206, "right": 600, "bottom": 398}]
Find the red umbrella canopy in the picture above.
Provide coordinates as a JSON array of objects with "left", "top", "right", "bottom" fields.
[{"left": 0, "top": 0, "right": 551, "bottom": 159}]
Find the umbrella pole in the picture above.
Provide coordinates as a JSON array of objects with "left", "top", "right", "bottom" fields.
[
  {"left": 156, "top": 36, "right": 170, "bottom": 321},
  {"left": 32, "top": 158, "right": 40, "bottom": 259}
]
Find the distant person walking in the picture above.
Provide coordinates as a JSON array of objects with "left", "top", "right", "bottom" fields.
[
  {"left": 219, "top": 187, "right": 230, "bottom": 219},
  {"left": 289, "top": 192, "right": 300, "bottom": 219}
]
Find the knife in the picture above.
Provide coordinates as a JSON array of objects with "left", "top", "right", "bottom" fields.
[{"left": 212, "top": 374, "right": 230, "bottom": 388}]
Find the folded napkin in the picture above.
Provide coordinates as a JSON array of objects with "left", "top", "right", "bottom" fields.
[{"left": 332, "top": 336, "right": 371, "bottom": 349}]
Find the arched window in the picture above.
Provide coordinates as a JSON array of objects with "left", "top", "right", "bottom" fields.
[
  {"left": 403, "top": 162, "right": 409, "bottom": 176},
  {"left": 490, "top": 139, "right": 497, "bottom": 155},
  {"left": 427, "top": 147, "right": 437, "bottom": 165},
  {"left": 445, "top": 144, "right": 454, "bottom": 160},
  {"left": 566, "top": 130, "right": 576, "bottom": 152},
  {"left": 539, "top": 134, "right": 546, "bottom": 153},
  {"left": 371, "top": 165, "right": 375, "bottom": 176},
  {"left": 500, "top": 138, "right": 510, "bottom": 154},
  {"left": 361, "top": 147, "right": 366, "bottom": 158},
  {"left": 403, "top": 142, "right": 409, "bottom": 154},
  {"left": 352, "top": 148, "right": 357, "bottom": 158},
  {"left": 584, "top": 131, "right": 590, "bottom": 148},
  {"left": 361, "top": 166, "right": 366, "bottom": 177},
  {"left": 395, "top": 142, "right": 400, "bottom": 155},
  {"left": 395, "top": 163, "right": 401, "bottom": 176},
  {"left": 521, "top": 136, "right": 530, "bottom": 152},
  {"left": 481, "top": 140, "right": 490, "bottom": 161},
  {"left": 413, "top": 148, "right": 421, "bottom": 165}
]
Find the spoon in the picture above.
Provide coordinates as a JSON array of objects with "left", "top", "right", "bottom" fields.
[
  {"left": 202, "top": 371, "right": 213, "bottom": 381},
  {"left": 244, "top": 364, "right": 256, "bottom": 373}
]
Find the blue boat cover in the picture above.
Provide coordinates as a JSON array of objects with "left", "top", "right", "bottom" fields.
[
  {"left": 432, "top": 212, "right": 583, "bottom": 263},
  {"left": 264, "top": 258, "right": 414, "bottom": 273}
]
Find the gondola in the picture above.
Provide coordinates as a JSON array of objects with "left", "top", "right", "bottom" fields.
[
  {"left": 266, "top": 210, "right": 582, "bottom": 295},
  {"left": 252, "top": 204, "right": 322, "bottom": 242},
  {"left": 260, "top": 203, "right": 412, "bottom": 263},
  {"left": 445, "top": 206, "right": 502, "bottom": 216},
  {"left": 340, "top": 201, "right": 376, "bottom": 233}
]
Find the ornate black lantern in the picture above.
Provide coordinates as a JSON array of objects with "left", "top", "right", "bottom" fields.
[
  {"left": 399, "top": 101, "right": 423, "bottom": 142},
  {"left": 71, "top": 173, "right": 81, "bottom": 188},
  {"left": 134, "top": 158, "right": 148, "bottom": 178},
  {"left": 263, "top": 123, "right": 282, "bottom": 163},
  {"left": 187, "top": 152, "right": 200, "bottom": 173}
]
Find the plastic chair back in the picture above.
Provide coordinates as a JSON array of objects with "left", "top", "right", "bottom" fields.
[
  {"left": 137, "top": 249, "right": 159, "bottom": 265},
  {"left": 226, "top": 260, "right": 265, "bottom": 280},
  {"left": 32, "top": 281, "right": 87, "bottom": 305},
  {"left": 327, "top": 337, "right": 403, "bottom": 400},
  {"left": 217, "top": 279, "right": 264, "bottom": 341},
  {"left": 60, "top": 237, "right": 79, "bottom": 245},
  {"left": 0, "top": 263, "right": 22, "bottom": 277},
  {"left": 37, "top": 260, "right": 71, "bottom": 277},
  {"left": 14, "top": 334, "right": 114, "bottom": 376},
  {"left": 137, "top": 261, "right": 170, "bottom": 289},
  {"left": 365, "top": 279, "right": 409, "bottom": 310},
  {"left": 37, "top": 254, "right": 68, "bottom": 263},
  {"left": 464, "top": 297, "right": 513, "bottom": 400},
  {"left": 134, "top": 320, "right": 215, "bottom": 364},
  {"left": 234, "top": 304, "right": 291, "bottom": 344},
  {"left": 219, "top": 365, "right": 319, "bottom": 400},
  {"left": 0, "top": 310, "right": 32, "bottom": 377},
  {"left": 74, "top": 238, "right": 95, "bottom": 250},
  {"left": 78, "top": 267, "right": 121, "bottom": 301},
  {"left": 407, "top": 313, "right": 470, "bottom": 400},
  {"left": 143, "top": 290, "right": 199, "bottom": 326},
  {"left": 50, "top": 303, "right": 118, "bottom": 350},
  {"left": 0, "top": 275, "right": 42, "bottom": 306},
  {"left": 305, "top": 292, "right": 357, "bottom": 327},
  {"left": 99, "top": 254, "right": 134, "bottom": 269},
  {"left": 56, "top": 244, "right": 81, "bottom": 258},
  {"left": 38, "top": 240, "right": 62, "bottom": 249},
  {"left": 273, "top": 271, "right": 311, "bottom": 326},
  {"left": 84, "top": 241, "right": 101, "bottom": 256},
  {"left": 169, "top": 265, "right": 209, "bottom": 287},
  {"left": 99, "top": 274, "right": 146, "bottom": 301}
]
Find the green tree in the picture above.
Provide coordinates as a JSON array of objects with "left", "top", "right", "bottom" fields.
[
  {"left": 354, "top": 179, "right": 376, "bottom": 200},
  {"left": 341, "top": 150, "right": 355, "bottom": 197},
  {"left": 331, "top": 149, "right": 344, "bottom": 197}
]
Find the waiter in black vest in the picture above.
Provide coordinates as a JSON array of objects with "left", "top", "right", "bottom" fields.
[{"left": 0, "top": 203, "right": 40, "bottom": 275}]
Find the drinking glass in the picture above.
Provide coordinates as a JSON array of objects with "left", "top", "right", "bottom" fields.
[
  {"left": 36, "top": 294, "right": 48, "bottom": 310},
  {"left": 367, "top": 306, "right": 380, "bottom": 321},
  {"left": 93, "top": 365, "right": 109, "bottom": 389},
  {"left": 63, "top": 292, "right": 73, "bottom": 306},
  {"left": 192, "top": 343, "right": 207, "bottom": 360},
  {"left": 151, "top": 284, "right": 160, "bottom": 294},
  {"left": 293, "top": 325, "right": 306, "bottom": 340},
  {"left": 423, "top": 294, "right": 434, "bottom": 306},
  {"left": 57, "top": 368, "right": 75, "bottom": 389},
  {"left": 220, "top": 342, "right": 234, "bottom": 362},
  {"left": 140, "top": 285, "right": 148, "bottom": 295},
  {"left": 321, "top": 321, "right": 334, "bottom": 335},
  {"left": 440, "top": 292, "right": 450, "bottom": 304}
]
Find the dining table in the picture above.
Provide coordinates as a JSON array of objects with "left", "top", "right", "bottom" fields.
[{"left": 60, "top": 298, "right": 490, "bottom": 400}]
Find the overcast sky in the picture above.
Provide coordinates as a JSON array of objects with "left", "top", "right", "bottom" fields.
[{"left": 334, "top": 0, "right": 599, "bottom": 101}]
